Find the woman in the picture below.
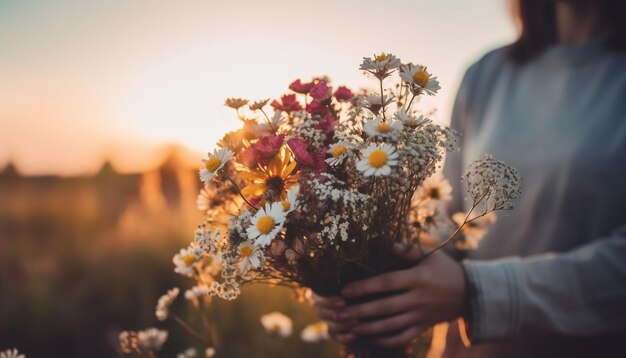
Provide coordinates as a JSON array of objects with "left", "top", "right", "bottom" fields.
[{"left": 314, "top": 1, "right": 626, "bottom": 357}]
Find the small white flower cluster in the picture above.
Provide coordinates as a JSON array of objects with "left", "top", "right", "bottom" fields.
[
  {"left": 155, "top": 287, "right": 179, "bottom": 321},
  {"left": 184, "top": 284, "right": 210, "bottom": 300},
  {"left": 194, "top": 223, "right": 221, "bottom": 253},
  {"left": 260, "top": 311, "right": 293, "bottom": 338},
  {"left": 119, "top": 328, "right": 168, "bottom": 354},
  {"left": 463, "top": 155, "right": 522, "bottom": 211},
  {"left": 320, "top": 214, "right": 351, "bottom": 247},
  {"left": 291, "top": 118, "right": 328, "bottom": 149}
]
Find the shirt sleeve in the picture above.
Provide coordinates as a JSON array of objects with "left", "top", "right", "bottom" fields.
[{"left": 462, "top": 226, "right": 626, "bottom": 342}]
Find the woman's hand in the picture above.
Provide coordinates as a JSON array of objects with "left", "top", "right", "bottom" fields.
[
  {"left": 310, "top": 292, "right": 358, "bottom": 344},
  {"left": 342, "top": 244, "right": 468, "bottom": 347}
]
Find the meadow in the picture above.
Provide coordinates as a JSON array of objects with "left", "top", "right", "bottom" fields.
[{"left": 0, "top": 155, "right": 345, "bottom": 357}]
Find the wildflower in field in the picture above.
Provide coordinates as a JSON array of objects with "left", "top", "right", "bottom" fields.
[
  {"left": 395, "top": 109, "right": 429, "bottom": 128},
  {"left": 173, "top": 247, "right": 201, "bottom": 276},
  {"left": 246, "top": 202, "right": 287, "bottom": 247},
  {"left": 287, "top": 138, "right": 327, "bottom": 172},
  {"left": 399, "top": 64, "right": 440, "bottom": 95},
  {"left": 137, "top": 328, "right": 168, "bottom": 351},
  {"left": 325, "top": 142, "right": 350, "bottom": 166},
  {"left": 309, "top": 82, "right": 332, "bottom": 101},
  {"left": 238, "top": 134, "right": 284, "bottom": 168},
  {"left": 360, "top": 52, "right": 402, "bottom": 79},
  {"left": 416, "top": 175, "right": 453, "bottom": 205},
  {"left": 205, "top": 347, "right": 216, "bottom": 357},
  {"left": 363, "top": 117, "right": 403, "bottom": 138},
  {"left": 156, "top": 287, "right": 179, "bottom": 321},
  {"left": 271, "top": 94, "right": 302, "bottom": 113},
  {"left": 224, "top": 98, "right": 248, "bottom": 110},
  {"left": 356, "top": 143, "right": 399, "bottom": 177},
  {"left": 300, "top": 321, "right": 329, "bottom": 342},
  {"left": 333, "top": 86, "right": 354, "bottom": 102},
  {"left": 260, "top": 312, "right": 293, "bottom": 337},
  {"left": 453, "top": 211, "right": 497, "bottom": 250},
  {"left": 248, "top": 99, "right": 270, "bottom": 111},
  {"left": 0, "top": 348, "right": 24, "bottom": 358},
  {"left": 241, "top": 148, "right": 299, "bottom": 201},
  {"left": 237, "top": 240, "right": 264, "bottom": 274},
  {"left": 177, "top": 347, "right": 197, "bottom": 358},
  {"left": 200, "top": 148, "right": 234, "bottom": 182},
  {"left": 281, "top": 186, "right": 299, "bottom": 213},
  {"left": 289, "top": 79, "right": 315, "bottom": 94}
]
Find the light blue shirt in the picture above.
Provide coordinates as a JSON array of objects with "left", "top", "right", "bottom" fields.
[{"left": 444, "top": 40, "right": 626, "bottom": 356}]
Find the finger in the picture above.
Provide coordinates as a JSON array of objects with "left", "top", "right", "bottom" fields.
[
  {"left": 327, "top": 320, "right": 359, "bottom": 335},
  {"left": 335, "top": 333, "right": 356, "bottom": 344},
  {"left": 339, "top": 291, "right": 416, "bottom": 320},
  {"left": 311, "top": 292, "right": 346, "bottom": 309},
  {"left": 392, "top": 242, "right": 423, "bottom": 263},
  {"left": 374, "top": 325, "right": 425, "bottom": 348},
  {"left": 351, "top": 311, "right": 419, "bottom": 336},
  {"left": 342, "top": 269, "right": 413, "bottom": 298},
  {"left": 313, "top": 306, "right": 349, "bottom": 322}
]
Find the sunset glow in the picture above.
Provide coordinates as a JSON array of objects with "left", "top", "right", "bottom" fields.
[{"left": 0, "top": 0, "right": 516, "bottom": 175}]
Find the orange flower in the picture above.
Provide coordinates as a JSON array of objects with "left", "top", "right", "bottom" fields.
[{"left": 240, "top": 147, "right": 299, "bottom": 202}]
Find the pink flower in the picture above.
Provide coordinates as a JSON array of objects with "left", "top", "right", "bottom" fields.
[
  {"left": 309, "top": 82, "right": 331, "bottom": 101},
  {"left": 334, "top": 86, "right": 354, "bottom": 101},
  {"left": 289, "top": 79, "right": 315, "bottom": 94},
  {"left": 288, "top": 138, "right": 327, "bottom": 172},
  {"left": 238, "top": 134, "right": 284, "bottom": 168},
  {"left": 306, "top": 101, "right": 327, "bottom": 116},
  {"left": 315, "top": 113, "right": 335, "bottom": 133},
  {"left": 271, "top": 94, "right": 302, "bottom": 113}
]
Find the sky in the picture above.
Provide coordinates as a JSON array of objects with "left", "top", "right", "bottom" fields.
[{"left": 0, "top": 0, "right": 517, "bottom": 176}]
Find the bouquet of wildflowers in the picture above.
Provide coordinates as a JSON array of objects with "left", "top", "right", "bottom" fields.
[{"left": 165, "top": 52, "right": 521, "bottom": 357}]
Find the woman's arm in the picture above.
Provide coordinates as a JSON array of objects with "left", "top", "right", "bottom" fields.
[{"left": 464, "top": 227, "right": 626, "bottom": 341}]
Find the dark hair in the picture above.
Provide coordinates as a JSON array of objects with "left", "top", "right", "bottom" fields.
[{"left": 508, "top": 0, "right": 626, "bottom": 64}]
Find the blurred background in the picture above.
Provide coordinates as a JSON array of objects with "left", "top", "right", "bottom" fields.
[{"left": 0, "top": 0, "right": 516, "bottom": 356}]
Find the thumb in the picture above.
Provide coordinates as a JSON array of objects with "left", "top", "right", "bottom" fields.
[{"left": 392, "top": 242, "right": 423, "bottom": 263}]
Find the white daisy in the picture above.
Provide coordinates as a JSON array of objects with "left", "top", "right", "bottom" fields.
[
  {"left": 137, "top": 328, "right": 168, "bottom": 351},
  {"left": 237, "top": 240, "right": 265, "bottom": 275},
  {"left": 300, "top": 321, "right": 329, "bottom": 342},
  {"left": 199, "top": 148, "right": 234, "bottom": 182},
  {"left": 394, "top": 109, "right": 430, "bottom": 128},
  {"left": 177, "top": 348, "right": 197, "bottom": 358},
  {"left": 260, "top": 311, "right": 293, "bottom": 337},
  {"left": 0, "top": 349, "right": 24, "bottom": 358},
  {"left": 452, "top": 211, "right": 497, "bottom": 250},
  {"left": 173, "top": 246, "right": 200, "bottom": 276},
  {"left": 185, "top": 284, "right": 210, "bottom": 300},
  {"left": 281, "top": 185, "right": 300, "bottom": 213},
  {"left": 399, "top": 64, "right": 440, "bottom": 95},
  {"left": 224, "top": 97, "right": 248, "bottom": 109},
  {"left": 325, "top": 142, "right": 351, "bottom": 166},
  {"left": 246, "top": 202, "right": 287, "bottom": 247},
  {"left": 196, "top": 187, "right": 212, "bottom": 211},
  {"left": 155, "top": 287, "right": 179, "bottom": 321},
  {"left": 363, "top": 117, "right": 403, "bottom": 138},
  {"left": 356, "top": 143, "right": 399, "bottom": 177},
  {"left": 417, "top": 175, "right": 453, "bottom": 205},
  {"left": 360, "top": 52, "right": 402, "bottom": 78}
]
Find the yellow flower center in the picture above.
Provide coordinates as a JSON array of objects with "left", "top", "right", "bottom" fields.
[
  {"left": 256, "top": 215, "right": 275, "bottom": 235},
  {"left": 239, "top": 245, "right": 253, "bottom": 258},
  {"left": 281, "top": 200, "right": 291, "bottom": 211},
  {"left": 376, "top": 122, "right": 391, "bottom": 133},
  {"left": 368, "top": 149, "right": 388, "bottom": 168},
  {"left": 412, "top": 70, "right": 429, "bottom": 88},
  {"left": 375, "top": 53, "right": 388, "bottom": 62},
  {"left": 430, "top": 188, "right": 440, "bottom": 199},
  {"left": 183, "top": 254, "right": 196, "bottom": 266},
  {"left": 205, "top": 157, "right": 222, "bottom": 173},
  {"left": 331, "top": 145, "right": 347, "bottom": 158}
]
